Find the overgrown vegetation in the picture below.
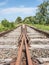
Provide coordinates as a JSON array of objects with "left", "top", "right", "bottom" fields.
[
  {"left": 27, "top": 24, "right": 49, "bottom": 31},
  {"left": 15, "top": 17, "right": 22, "bottom": 23},
  {"left": 0, "top": 19, "right": 15, "bottom": 32},
  {"left": 23, "top": 0, "right": 49, "bottom": 25},
  {"left": 0, "top": 0, "right": 49, "bottom": 32},
  {"left": 22, "top": 0, "right": 49, "bottom": 31}
]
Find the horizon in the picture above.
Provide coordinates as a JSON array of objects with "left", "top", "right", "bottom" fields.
[{"left": 0, "top": 0, "right": 43, "bottom": 21}]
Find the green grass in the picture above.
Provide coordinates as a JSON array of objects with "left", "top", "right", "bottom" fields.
[
  {"left": 0, "top": 23, "right": 22, "bottom": 32},
  {"left": 0, "top": 24, "right": 10, "bottom": 32},
  {"left": 0, "top": 24, "right": 5, "bottom": 32},
  {"left": 0, "top": 22, "right": 49, "bottom": 32},
  {"left": 17, "top": 22, "right": 49, "bottom": 31},
  {"left": 15, "top": 23, "right": 49, "bottom": 31},
  {"left": 27, "top": 23, "right": 49, "bottom": 31}
]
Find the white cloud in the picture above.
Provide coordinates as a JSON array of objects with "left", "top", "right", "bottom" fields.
[
  {"left": 0, "top": 7, "right": 37, "bottom": 15},
  {"left": 0, "top": 7, "right": 37, "bottom": 21}
]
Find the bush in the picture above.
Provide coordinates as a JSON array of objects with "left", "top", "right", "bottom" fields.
[
  {"left": 10, "top": 22, "right": 15, "bottom": 28},
  {"left": 1, "top": 19, "right": 10, "bottom": 27}
]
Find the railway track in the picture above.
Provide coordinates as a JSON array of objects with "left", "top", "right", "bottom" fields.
[
  {"left": 0, "top": 26, "right": 21, "bottom": 65},
  {"left": 27, "top": 25, "right": 49, "bottom": 65},
  {"left": 0, "top": 24, "right": 49, "bottom": 65}
]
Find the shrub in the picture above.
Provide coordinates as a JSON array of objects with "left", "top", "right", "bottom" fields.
[{"left": 1, "top": 19, "right": 10, "bottom": 27}]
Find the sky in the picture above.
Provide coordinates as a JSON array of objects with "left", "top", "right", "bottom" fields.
[{"left": 0, "top": 0, "right": 43, "bottom": 21}]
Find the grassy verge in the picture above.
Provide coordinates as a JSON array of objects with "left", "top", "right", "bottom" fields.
[
  {"left": 27, "top": 23, "right": 49, "bottom": 31},
  {"left": 0, "top": 23, "right": 20, "bottom": 32},
  {"left": 0, "top": 22, "right": 49, "bottom": 32},
  {"left": 0, "top": 24, "right": 8, "bottom": 32},
  {"left": 16, "top": 23, "right": 49, "bottom": 31}
]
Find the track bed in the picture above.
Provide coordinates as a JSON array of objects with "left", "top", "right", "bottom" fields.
[
  {"left": 0, "top": 26, "right": 21, "bottom": 64},
  {"left": 27, "top": 26, "right": 49, "bottom": 65}
]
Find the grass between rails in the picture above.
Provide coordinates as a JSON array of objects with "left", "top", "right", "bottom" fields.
[{"left": 27, "top": 23, "right": 49, "bottom": 31}]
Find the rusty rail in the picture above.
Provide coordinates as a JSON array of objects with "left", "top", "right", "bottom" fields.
[
  {"left": 10, "top": 25, "right": 38, "bottom": 65},
  {"left": 15, "top": 37, "right": 24, "bottom": 65},
  {"left": 27, "top": 25, "right": 49, "bottom": 37},
  {"left": 25, "top": 39, "right": 33, "bottom": 65}
]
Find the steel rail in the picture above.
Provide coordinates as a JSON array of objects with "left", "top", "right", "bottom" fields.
[
  {"left": 27, "top": 25, "right": 49, "bottom": 37},
  {"left": 10, "top": 25, "right": 38, "bottom": 65},
  {"left": 15, "top": 36, "right": 24, "bottom": 65},
  {"left": 24, "top": 25, "right": 38, "bottom": 65},
  {"left": 25, "top": 38, "right": 33, "bottom": 65},
  {"left": 0, "top": 25, "right": 20, "bottom": 37},
  {"left": 15, "top": 25, "right": 37, "bottom": 65},
  {"left": 21, "top": 25, "right": 33, "bottom": 65}
]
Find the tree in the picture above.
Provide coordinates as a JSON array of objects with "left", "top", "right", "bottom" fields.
[
  {"left": 15, "top": 17, "right": 22, "bottom": 23},
  {"left": 23, "top": 16, "right": 38, "bottom": 24},
  {"left": 36, "top": 0, "right": 49, "bottom": 24},
  {"left": 1, "top": 19, "right": 10, "bottom": 27}
]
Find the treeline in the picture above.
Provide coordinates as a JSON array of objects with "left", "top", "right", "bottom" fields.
[
  {"left": 0, "top": 19, "right": 15, "bottom": 32},
  {"left": 23, "top": 0, "right": 49, "bottom": 25},
  {"left": 0, "top": 0, "right": 49, "bottom": 32},
  {"left": 1, "top": 19, "right": 15, "bottom": 28},
  {"left": 15, "top": 0, "right": 49, "bottom": 25},
  {"left": 0, "top": 17, "right": 22, "bottom": 32}
]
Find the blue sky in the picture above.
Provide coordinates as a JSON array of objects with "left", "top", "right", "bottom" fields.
[{"left": 0, "top": 0, "right": 43, "bottom": 21}]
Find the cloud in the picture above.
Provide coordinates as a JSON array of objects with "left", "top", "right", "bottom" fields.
[
  {"left": 0, "top": 7, "right": 37, "bottom": 21},
  {"left": 0, "top": 7, "right": 37, "bottom": 15}
]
